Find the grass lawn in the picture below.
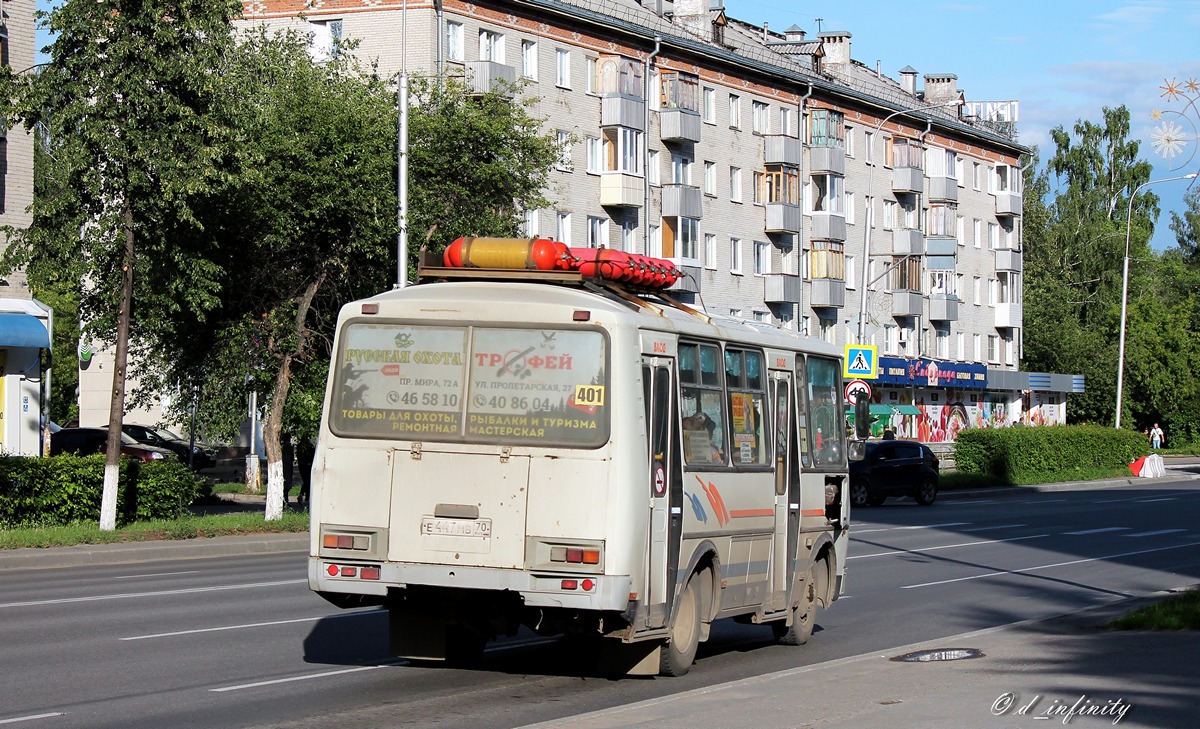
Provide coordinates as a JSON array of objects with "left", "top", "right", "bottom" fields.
[
  {"left": 1108, "top": 589, "right": 1200, "bottom": 631},
  {"left": 0, "top": 511, "right": 308, "bottom": 550}
]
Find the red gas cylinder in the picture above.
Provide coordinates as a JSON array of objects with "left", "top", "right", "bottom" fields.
[
  {"left": 570, "top": 247, "right": 634, "bottom": 282},
  {"left": 443, "top": 237, "right": 566, "bottom": 270}
]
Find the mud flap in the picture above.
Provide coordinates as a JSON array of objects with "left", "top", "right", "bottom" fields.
[
  {"left": 597, "top": 639, "right": 660, "bottom": 676},
  {"left": 389, "top": 605, "right": 447, "bottom": 661}
]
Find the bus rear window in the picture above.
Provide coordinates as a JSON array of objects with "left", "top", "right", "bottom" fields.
[{"left": 330, "top": 323, "right": 609, "bottom": 447}]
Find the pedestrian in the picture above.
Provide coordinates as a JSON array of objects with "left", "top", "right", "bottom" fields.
[
  {"left": 882, "top": 426, "right": 896, "bottom": 440},
  {"left": 297, "top": 438, "right": 316, "bottom": 505},
  {"left": 1149, "top": 422, "right": 1165, "bottom": 450}
]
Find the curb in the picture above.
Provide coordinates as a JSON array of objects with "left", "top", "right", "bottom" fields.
[{"left": 0, "top": 532, "right": 309, "bottom": 571}]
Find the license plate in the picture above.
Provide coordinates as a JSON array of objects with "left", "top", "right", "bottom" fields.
[{"left": 420, "top": 517, "right": 492, "bottom": 538}]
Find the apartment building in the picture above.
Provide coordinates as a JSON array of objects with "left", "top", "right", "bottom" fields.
[
  {"left": 239, "top": 0, "right": 1081, "bottom": 442},
  {"left": 0, "top": 0, "right": 54, "bottom": 455}
]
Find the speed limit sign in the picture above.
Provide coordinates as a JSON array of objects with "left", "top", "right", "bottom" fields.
[{"left": 845, "top": 379, "right": 871, "bottom": 405}]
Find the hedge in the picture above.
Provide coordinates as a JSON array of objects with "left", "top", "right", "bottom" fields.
[
  {"left": 0, "top": 455, "right": 203, "bottom": 528},
  {"left": 953, "top": 424, "right": 1149, "bottom": 485}
]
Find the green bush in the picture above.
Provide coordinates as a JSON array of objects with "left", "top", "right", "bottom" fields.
[
  {"left": 953, "top": 425, "right": 1148, "bottom": 485},
  {"left": 0, "top": 455, "right": 202, "bottom": 528}
]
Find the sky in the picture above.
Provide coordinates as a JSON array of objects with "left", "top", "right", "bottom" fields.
[
  {"left": 34, "top": 0, "right": 1200, "bottom": 249},
  {"left": 727, "top": 0, "right": 1200, "bottom": 250}
]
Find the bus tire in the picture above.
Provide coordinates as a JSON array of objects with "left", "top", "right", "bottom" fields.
[
  {"left": 773, "top": 563, "right": 818, "bottom": 646},
  {"left": 659, "top": 577, "right": 701, "bottom": 676}
]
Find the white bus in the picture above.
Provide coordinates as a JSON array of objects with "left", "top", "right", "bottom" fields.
[{"left": 309, "top": 257, "right": 852, "bottom": 676}]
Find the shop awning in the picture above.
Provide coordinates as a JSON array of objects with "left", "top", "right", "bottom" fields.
[
  {"left": 893, "top": 404, "right": 921, "bottom": 415},
  {"left": 869, "top": 404, "right": 895, "bottom": 415},
  {"left": 0, "top": 313, "right": 50, "bottom": 348}
]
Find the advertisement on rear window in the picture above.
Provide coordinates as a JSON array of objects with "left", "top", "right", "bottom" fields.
[{"left": 331, "top": 323, "right": 608, "bottom": 447}]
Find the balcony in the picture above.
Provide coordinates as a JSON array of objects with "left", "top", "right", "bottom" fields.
[
  {"left": 599, "top": 173, "right": 643, "bottom": 208},
  {"left": 660, "top": 108, "right": 702, "bottom": 144},
  {"left": 927, "top": 175, "right": 958, "bottom": 202},
  {"left": 601, "top": 94, "right": 646, "bottom": 131},
  {"left": 764, "top": 135, "right": 802, "bottom": 166},
  {"left": 995, "top": 247, "right": 1022, "bottom": 272},
  {"left": 891, "top": 228, "right": 924, "bottom": 256},
  {"left": 995, "top": 191, "right": 1023, "bottom": 217},
  {"left": 765, "top": 203, "right": 802, "bottom": 234},
  {"left": 809, "top": 145, "right": 846, "bottom": 175},
  {"left": 809, "top": 211, "right": 846, "bottom": 241},
  {"left": 810, "top": 278, "right": 845, "bottom": 308},
  {"left": 891, "top": 290, "right": 923, "bottom": 317},
  {"left": 662, "top": 184, "right": 702, "bottom": 219},
  {"left": 892, "top": 166, "right": 924, "bottom": 195},
  {"left": 467, "top": 61, "right": 517, "bottom": 98},
  {"left": 763, "top": 273, "right": 802, "bottom": 305},
  {"left": 667, "top": 260, "right": 702, "bottom": 294},
  {"left": 995, "top": 302, "right": 1022, "bottom": 329},
  {"left": 925, "top": 237, "right": 957, "bottom": 256},
  {"left": 928, "top": 295, "right": 959, "bottom": 322}
]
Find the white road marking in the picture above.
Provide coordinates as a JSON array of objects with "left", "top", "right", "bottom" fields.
[
  {"left": 0, "top": 714, "right": 66, "bottom": 725},
  {"left": 0, "top": 579, "right": 306, "bottom": 609},
  {"left": 113, "top": 570, "right": 201, "bottom": 580},
  {"left": 1122, "top": 529, "right": 1187, "bottom": 538},
  {"left": 952, "top": 500, "right": 1000, "bottom": 506},
  {"left": 848, "top": 534, "right": 1047, "bottom": 560},
  {"left": 121, "top": 609, "right": 387, "bottom": 641},
  {"left": 961, "top": 523, "right": 1026, "bottom": 532},
  {"left": 901, "top": 541, "right": 1200, "bottom": 589},
  {"left": 854, "top": 522, "right": 970, "bottom": 534},
  {"left": 1133, "top": 498, "right": 1178, "bottom": 503},
  {"left": 1063, "top": 527, "right": 1129, "bottom": 536}
]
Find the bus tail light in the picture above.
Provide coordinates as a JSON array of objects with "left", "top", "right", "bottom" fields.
[
  {"left": 325, "top": 563, "right": 382, "bottom": 581},
  {"left": 548, "top": 544, "right": 603, "bottom": 567}
]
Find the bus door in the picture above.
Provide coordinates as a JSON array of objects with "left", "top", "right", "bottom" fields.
[
  {"left": 769, "top": 371, "right": 798, "bottom": 612},
  {"left": 642, "top": 357, "right": 681, "bottom": 629}
]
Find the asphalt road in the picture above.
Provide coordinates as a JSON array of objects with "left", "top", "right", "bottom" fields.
[{"left": 3, "top": 476, "right": 1200, "bottom": 729}]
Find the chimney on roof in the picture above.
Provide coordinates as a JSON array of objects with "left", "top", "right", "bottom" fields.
[
  {"left": 785, "top": 24, "right": 806, "bottom": 42},
  {"left": 923, "top": 72, "right": 959, "bottom": 104},
  {"left": 899, "top": 66, "right": 918, "bottom": 96},
  {"left": 675, "top": 0, "right": 709, "bottom": 40},
  {"left": 818, "top": 30, "right": 851, "bottom": 67}
]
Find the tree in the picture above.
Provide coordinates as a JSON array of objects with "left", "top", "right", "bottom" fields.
[
  {"left": 1172, "top": 186, "right": 1200, "bottom": 264},
  {"left": 1, "top": 0, "right": 242, "bottom": 530}
]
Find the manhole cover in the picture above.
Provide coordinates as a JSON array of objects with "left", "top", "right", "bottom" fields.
[{"left": 891, "top": 648, "right": 985, "bottom": 662}]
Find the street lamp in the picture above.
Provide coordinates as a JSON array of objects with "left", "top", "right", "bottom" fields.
[
  {"left": 856, "top": 98, "right": 964, "bottom": 345},
  {"left": 1114, "top": 172, "right": 1198, "bottom": 429},
  {"left": 397, "top": 0, "right": 410, "bottom": 288}
]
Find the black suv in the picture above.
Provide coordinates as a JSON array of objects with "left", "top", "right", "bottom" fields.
[
  {"left": 121, "top": 424, "right": 217, "bottom": 470},
  {"left": 50, "top": 427, "right": 176, "bottom": 463},
  {"left": 849, "top": 440, "right": 940, "bottom": 507}
]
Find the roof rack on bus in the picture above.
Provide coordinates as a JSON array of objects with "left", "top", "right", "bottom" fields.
[{"left": 415, "top": 239, "right": 711, "bottom": 323}]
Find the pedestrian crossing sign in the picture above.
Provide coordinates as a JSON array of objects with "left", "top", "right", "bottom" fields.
[{"left": 844, "top": 345, "right": 878, "bottom": 379}]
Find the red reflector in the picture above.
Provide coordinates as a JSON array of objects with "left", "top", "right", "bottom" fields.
[
  {"left": 566, "top": 548, "right": 583, "bottom": 563},
  {"left": 326, "top": 564, "right": 339, "bottom": 576},
  {"left": 361, "top": 303, "right": 379, "bottom": 314},
  {"left": 360, "top": 566, "right": 381, "bottom": 580},
  {"left": 340, "top": 566, "right": 358, "bottom": 577},
  {"left": 581, "top": 579, "right": 595, "bottom": 592},
  {"left": 582, "top": 550, "right": 600, "bottom": 565},
  {"left": 561, "top": 579, "right": 578, "bottom": 590},
  {"left": 572, "top": 310, "right": 591, "bottom": 321}
]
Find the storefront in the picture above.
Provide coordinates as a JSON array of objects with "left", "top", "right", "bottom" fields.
[
  {"left": 861, "top": 356, "right": 1083, "bottom": 444},
  {"left": 0, "top": 301, "right": 53, "bottom": 456}
]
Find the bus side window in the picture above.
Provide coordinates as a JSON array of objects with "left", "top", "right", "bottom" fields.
[{"left": 680, "top": 343, "right": 727, "bottom": 466}]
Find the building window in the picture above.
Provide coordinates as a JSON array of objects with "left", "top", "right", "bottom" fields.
[
  {"left": 883, "top": 200, "right": 897, "bottom": 231},
  {"left": 479, "top": 29, "right": 505, "bottom": 63},
  {"left": 927, "top": 148, "right": 957, "bottom": 179},
  {"left": 730, "top": 237, "right": 743, "bottom": 274},
  {"left": 753, "top": 310, "right": 769, "bottom": 323},
  {"left": 808, "top": 109, "right": 845, "bottom": 147},
  {"left": 586, "top": 57, "right": 597, "bottom": 95},
  {"left": 890, "top": 256, "right": 920, "bottom": 290},
  {"left": 753, "top": 240, "right": 769, "bottom": 275},
  {"left": 752, "top": 100, "right": 769, "bottom": 134},
  {"left": 704, "top": 233, "right": 717, "bottom": 269},
  {"left": 622, "top": 220, "right": 636, "bottom": 252},
  {"left": 846, "top": 255, "right": 856, "bottom": 289},
  {"left": 974, "top": 333, "right": 983, "bottom": 362},
  {"left": 927, "top": 269, "right": 955, "bottom": 297},
  {"left": 927, "top": 203, "right": 958, "bottom": 237},
  {"left": 973, "top": 218, "right": 982, "bottom": 248},
  {"left": 988, "top": 222, "right": 1000, "bottom": 249},
  {"left": 671, "top": 153, "right": 692, "bottom": 185},
  {"left": 888, "top": 138, "right": 924, "bottom": 169},
  {"left": 446, "top": 21, "right": 464, "bottom": 62},
  {"left": 844, "top": 126, "right": 855, "bottom": 157},
  {"left": 935, "top": 325, "right": 950, "bottom": 358},
  {"left": 660, "top": 71, "right": 699, "bottom": 111},
  {"left": 522, "top": 209, "right": 538, "bottom": 237},
  {"left": 864, "top": 131, "right": 876, "bottom": 165},
  {"left": 703, "top": 161, "right": 716, "bottom": 195},
  {"left": 988, "top": 277, "right": 998, "bottom": 306},
  {"left": 555, "top": 49, "right": 571, "bottom": 88},
  {"left": 585, "top": 136, "right": 602, "bottom": 174},
  {"left": 557, "top": 212, "right": 572, "bottom": 244},
  {"left": 956, "top": 332, "right": 965, "bottom": 360},
  {"left": 810, "top": 240, "right": 845, "bottom": 280},
  {"left": 649, "top": 224, "right": 661, "bottom": 257},
  {"left": 845, "top": 191, "right": 856, "bottom": 225},
  {"left": 555, "top": 130, "right": 572, "bottom": 171},
  {"left": 987, "top": 335, "right": 1000, "bottom": 364},
  {"left": 308, "top": 19, "right": 343, "bottom": 63},
  {"left": 648, "top": 150, "right": 660, "bottom": 185},
  {"left": 728, "top": 94, "right": 741, "bottom": 129},
  {"left": 819, "top": 317, "right": 836, "bottom": 345},
  {"left": 957, "top": 215, "right": 965, "bottom": 246},
  {"left": 811, "top": 173, "right": 844, "bottom": 213},
  {"left": 586, "top": 216, "right": 608, "bottom": 248},
  {"left": 780, "top": 107, "right": 795, "bottom": 137},
  {"left": 973, "top": 276, "right": 981, "bottom": 305},
  {"left": 729, "top": 166, "right": 742, "bottom": 202},
  {"left": 884, "top": 324, "right": 898, "bottom": 354},
  {"left": 595, "top": 55, "right": 642, "bottom": 97},
  {"left": 997, "top": 271, "right": 1020, "bottom": 304},
  {"left": 702, "top": 87, "right": 716, "bottom": 123},
  {"left": 520, "top": 40, "right": 538, "bottom": 80},
  {"left": 973, "top": 162, "right": 982, "bottom": 191},
  {"left": 664, "top": 216, "right": 699, "bottom": 260},
  {"left": 602, "top": 127, "right": 642, "bottom": 174}
]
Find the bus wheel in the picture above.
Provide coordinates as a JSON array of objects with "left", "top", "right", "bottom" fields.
[
  {"left": 659, "top": 577, "right": 701, "bottom": 676},
  {"left": 773, "top": 563, "right": 818, "bottom": 646}
]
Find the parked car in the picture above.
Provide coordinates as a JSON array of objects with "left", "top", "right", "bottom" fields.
[
  {"left": 121, "top": 424, "right": 217, "bottom": 470},
  {"left": 49, "top": 427, "right": 176, "bottom": 463},
  {"left": 848, "top": 440, "right": 940, "bottom": 507}
]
